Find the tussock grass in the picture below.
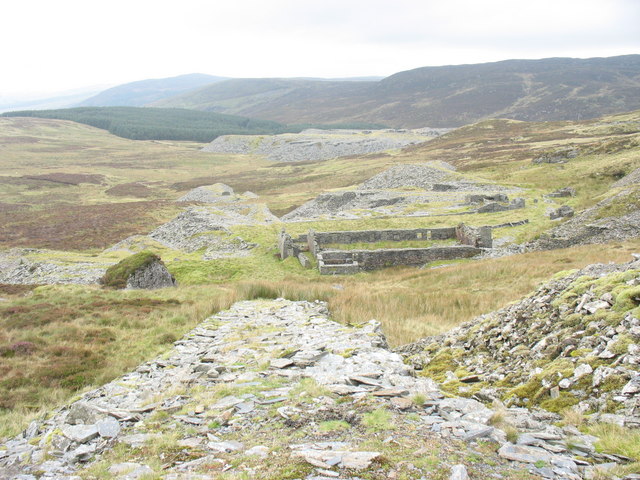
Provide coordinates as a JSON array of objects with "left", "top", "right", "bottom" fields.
[
  {"left": 588, "top": 423, "right": 640, "bottom": 460},
  {"left": 0, "top": 284, "right": 236, "bottom": 439},
  {"left": 560, "top": 408, "right": 585, "bottom": 427},
  {"left": 362, "top": 408, "right": 394, "bottom": 432},
  {"left": 235, "top": 280, "right": 334, "bottom": 303},
  {"left": 324, "top": 239, "right": 640, "bottom": 345}
]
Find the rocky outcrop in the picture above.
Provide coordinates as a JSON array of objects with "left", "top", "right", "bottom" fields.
[
  {"left": 547, "top": 187, "right": 576, "bottom": 198},
  {"left": 101, "top": 251, "right": 176, "bottom": 290},
  {"left": 177, "top": 183, "right": 235, "bottom": 203},
  {"left": 358, "top": 163, "right": 456, "bottom": 190},
  {"left": 125, "top": 259, "right": 176, "bottom": 289},
  {"left": 148, "top": 206, "right": 268, "bottom": 253},
  {"left": 549, "top": 205, "right": 574, "bottom": 219},
  {"left": 202, "top": 128, "right": 449, "bottom": 163},
  {"left": 399, "top": 257, "right": 640, "bottom": 426},
  {"left": 613, "top": 167, "right": 640, "bottom": 189},
  {"left": 532, "top": 147, "right": 580, "bottom": 164},
  {"left": 282, "top": 190, "right": 432, "bottom": 221}
]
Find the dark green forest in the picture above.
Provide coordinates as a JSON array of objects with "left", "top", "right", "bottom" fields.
[{"left": 2, "top": 107, "right": 385, "bottom": 142}]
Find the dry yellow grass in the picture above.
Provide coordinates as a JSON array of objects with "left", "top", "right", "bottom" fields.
[{"left": 229, "top": 239, "right": 640, "bottom": 346}]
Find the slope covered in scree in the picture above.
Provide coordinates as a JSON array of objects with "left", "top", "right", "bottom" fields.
[
  {"left": 399, "top": 257, "right": 640, "bottom": 424},
  {"left": 529, "top": 168, "right": 640, "bottom": 250}
]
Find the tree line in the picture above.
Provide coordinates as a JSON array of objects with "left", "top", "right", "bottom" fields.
[{"left": 2, "top": 107, "right": 385, "bottom": 142}]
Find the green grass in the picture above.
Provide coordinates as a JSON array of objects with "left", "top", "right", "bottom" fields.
[
  {"left": 318, "top": 420, "right": 350, "bottom": 432},
  {"left": 362, "top": 408, "right": 393, "bottom": 432},
  {"left": 588, "top": 423, "right": 640, "bottom": 463}
]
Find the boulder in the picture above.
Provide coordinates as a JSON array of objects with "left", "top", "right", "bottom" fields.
[
  {"left": 450, "top": 464, "right": 470, "bottom": 480},
  {"left": 101, "top": 251, "right": 176, "bottom": 290},
  {"left": 550, "top": 205, "right": 574, "bottom": 220},
  {"left": 126, "top": 259, "right": 176, "bottom": 289}
]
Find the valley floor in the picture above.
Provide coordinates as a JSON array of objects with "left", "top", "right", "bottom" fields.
[{"left": 1, "top": 111, "right": 640, "bottom": 480}]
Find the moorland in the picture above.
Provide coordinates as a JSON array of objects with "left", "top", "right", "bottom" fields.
[{"left": 1, "top": 56, "right": 640, "bottom": 479}]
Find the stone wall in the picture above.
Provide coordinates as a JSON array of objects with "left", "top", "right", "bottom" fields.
[
  {"left": 297, "top": 227, "right": 457, "bottom": 246},
  {"left": 318, "top": 246, "right": 481, "bottom": 274},
  {"left": 476, "top": 198, "right": 525, "bottom": 213},
  {"left": 283, "top": 224, "right": 494, "bottom": 275},
  {"left": 465, "top": 193, "right": 509, "bottom": 204},
  {"left": 278, "top": 230, "right": 299, "bottom": 259},
  {"left": 455, "top": 223, "right": 493, "bottom": 248},
  {"left": 297, "top": 253, "right": 312, "bottom": 269},
  {"left": 307, "top": 229, "right": 320, "bottom": 257}
]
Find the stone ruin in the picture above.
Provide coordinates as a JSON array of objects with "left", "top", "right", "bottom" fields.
[
  {"left": 475, "top": 197, "right": 526, "bottom": 214},
  {"left": 278, "top": 224, "right": 493, "bottom": 275}
]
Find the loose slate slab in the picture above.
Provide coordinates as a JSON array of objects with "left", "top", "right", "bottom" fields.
[
  {"left": 96, "top": 418, "right": 121, "bottom": 438},
  {"left": 498, "top": 443, "right": 553, "bottom": 464},
  {"left": 390, "top": 397, "right": 413, "bottom": 410},
  {"left": 372, "top": 387, "right": 409, "bottom": 397},
  {"left": 292, "top": 449, "right": 381, "bottom": 470},
  {"left": 62, "top": 425, "right": 99, "bottom": 444},
  {"left": 270, "top": 358, "right": 295, "bottom": 369},
  {"left": 207, "top": 441, "right": 244, "bottom": 453}
]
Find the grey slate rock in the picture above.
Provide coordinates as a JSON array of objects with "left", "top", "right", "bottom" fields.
[
  {"left": 96, "top": 418, "right": 121, "bottom": 438},
  {"left": 498, "top": 443, "right": 552, "bottom": 464},
  {"left": 126, "top": 259, "right": 176, "bottom": 289},
  {"left": 450, "top": 464, "right": 470, "bottom": 480},
  {"left": 62, "top": 425, "right": 99, "bottom": 444}
]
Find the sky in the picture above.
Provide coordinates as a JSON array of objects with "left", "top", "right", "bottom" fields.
[{"left": 2, "top": 0, "right": 639, "bottom": 97}]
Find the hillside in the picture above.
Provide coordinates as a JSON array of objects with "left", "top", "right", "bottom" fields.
[
  {"left": 1, "top": 110, "right": 640, "bottom": 479},
  {"left": 153, "top": 55, "right": 640, "bottom": 127},
  {"left": 0, "top": 86, "right": 107, "bottom": 114},
  {"left": 77, "top": 73, "right": 227, "bottom": 107}
]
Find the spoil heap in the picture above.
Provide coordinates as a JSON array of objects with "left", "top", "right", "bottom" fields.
[{"left": 2, "top": 297, "right": 637, "bottom": 479}]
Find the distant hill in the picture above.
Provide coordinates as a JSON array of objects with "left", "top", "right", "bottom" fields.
[
  {"left": 0, "top": 86, "right": 108, "bottom": 113},
  {"left": 152, "top": 55, "right": 640, "bottom": 127},
  {"left": 78, "top": 73, "right": 227, "bottom": 107},
  {"left": 2, "top": 107, "right": 286, "bottom": 142}
]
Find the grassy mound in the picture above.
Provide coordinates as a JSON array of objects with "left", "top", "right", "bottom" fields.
[{"left": 101, "top": 251, "right": 162, "bottom": 289}]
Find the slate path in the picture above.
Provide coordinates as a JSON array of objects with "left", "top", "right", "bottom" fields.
[{"left": 0, "top": 300, "right": 634, "bottom": 479}]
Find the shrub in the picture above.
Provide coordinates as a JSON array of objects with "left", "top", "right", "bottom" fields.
[{"left": 0, "top": 341, "right": 36, "bottom": 357}]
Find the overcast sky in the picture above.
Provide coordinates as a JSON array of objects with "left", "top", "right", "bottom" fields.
[{"left": 2, "top": 0, "right": 639, "bottom": 96}]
